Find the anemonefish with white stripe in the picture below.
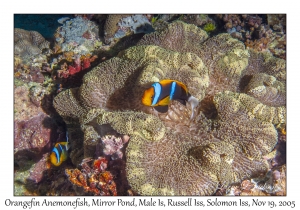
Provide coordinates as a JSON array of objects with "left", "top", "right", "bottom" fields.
[
  {"left": 141, "top": 79, "right": 199, "bottom": 119},
  {"left": 50, "top": 132, "right": 70, "bottom": 166}
]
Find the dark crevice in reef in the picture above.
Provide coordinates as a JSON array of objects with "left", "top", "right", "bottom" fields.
[
  {"left": 199, "top": 95, "right": 218, "bottom": 120},
  {"left": 238, "top": 75, "right": 253, "bottom": 92}
]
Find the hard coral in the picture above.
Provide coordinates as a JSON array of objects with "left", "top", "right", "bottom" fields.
[
  {"left": 267, "top": 14, "right": 286, "bottom": 32},
  {"left": 56, "top": 54, "right": 93, "bottom": 79},
  {"left": 53, "top": 21, "right": 286, "bottom": 195},
  {"left": 117, "top": 15, "right": 154, "bottom": 36},
  {"left": 101, "top": 135, "right": 128, "bottom": 159},
  {"left": 227, "top": 165, "right": 286, "bottom": 196},
  {"left": 104, "top": 15, "right": 131, "bottom": 44},
  {"left": 179, "top": 14, "right": 213, "bottom": 27},
  {"left": 14, "top": 28, "right": 50, "bottom": 59},
  {"left": 65, "top": 157, "right": 117, "bottom": 195}
]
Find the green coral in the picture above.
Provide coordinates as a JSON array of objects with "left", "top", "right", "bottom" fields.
[
  {"left": 151, "top": 16, "right": 159, "bottom": 24},
  {"left": 203, "top": 22, "right": 216, "bottom": 33}
]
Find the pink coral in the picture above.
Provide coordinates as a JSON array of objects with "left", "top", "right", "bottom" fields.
[
  {"left": 101, "top": 135, "right": 129, "bottom": 159},
  {"left": 68, "top": 56, "right": 82, "bottom": 75},
  {"left": 57, "top": 55, "right": 92, "bottom": 78}
]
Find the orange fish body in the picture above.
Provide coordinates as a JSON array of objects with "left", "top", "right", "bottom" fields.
[
  {"left": 50, "top": 142, "right": 69, "bottom": 166},
  {"left": 141, "top": 79, "right": 191, "bottom": 113}
]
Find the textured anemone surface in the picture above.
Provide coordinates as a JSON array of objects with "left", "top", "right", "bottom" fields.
[{"left": 53, "top": 21, "right": 285, "bottom": 195}]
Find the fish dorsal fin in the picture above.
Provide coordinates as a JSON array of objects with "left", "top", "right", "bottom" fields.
[
  {"left": 154, "top": 105, "right": 169, "bottom": 113},
  {"left": 173, "top": 80, "right": 188, "bottom": 94},
  {"left": 158, "top": 79, "right": 173, "bottom": 86}
]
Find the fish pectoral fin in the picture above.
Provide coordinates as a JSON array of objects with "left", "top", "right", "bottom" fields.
[
  {"left": 157, "top": 96, "right": 170, "bottom": 106},
  {"left": 176, "top": 99, "right": 186, "bottom": 106},
  {"left": 154, "top": 106, "right": 169, "bottom": 113}
]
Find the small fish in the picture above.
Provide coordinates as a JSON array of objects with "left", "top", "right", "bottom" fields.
[
  {"left": 141, "top": 79, "right": 199, "bottom": 118},
  {"left": 50, "top": 132, "right": 70, "bottom": 166}
]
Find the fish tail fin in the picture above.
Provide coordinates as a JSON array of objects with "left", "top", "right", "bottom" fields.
[
  {"left": 66, "top": 131, "right": 69, "bottom": 143},
  {"left": 188, "top": 96, "right": 199, "bottom": 120},
  {"left": 65, "top": 142, "right": 71, "bottom": 151}
]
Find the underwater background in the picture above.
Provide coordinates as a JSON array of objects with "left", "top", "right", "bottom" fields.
[{"left": 14, "top": 14, "right": 286, "bottom": 196}]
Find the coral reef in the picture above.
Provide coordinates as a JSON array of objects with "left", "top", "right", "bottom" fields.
[
  {"left": 117, "top": 15, "right": 154, "bottom": 38},
  {"left": 179, "top": 14, "right": 213, "bottom": 27},
  {"left": 99, "top": 135, "right": 129, "bottom": 159},
  {"left": 14, "top": 72, "right": 67, "bottom": 195},
  {"left": 102, "top": 14, "right": 154, "bottom": 46},
  {"left": 213, "top": 14, "right": 286, "bottom": 59},
  {"left": 49, "top": 16, "right": 101, "bottom": 80},
  {"left": 55, "top": 16, "right": 101, "bottom": 55},
  {"left": 138, "top": 21, "right": 209, "bottom": 53},
  {"left": 14, "top": 28, "right": 51, "bottom": 82},
  {"left": 14, "top": 28, "right": 50, "bottom": 59},
  {"left": 203, "top": 22, "right": 216, "bottom": 33},
  {"left": 103, "top": 15, "right": 131, "bottom": 44},
  {"left": 244, "top": 73, "right": 286, "bottom": 107},
  {"left": 53, "top": 20, "right": 285, "bottom": 195},
  {"left": 267, "top": 14, "right": 286, "bottom": 32},
  {"left": 245, "top": 29, "right": 286, "bottom": 60},
  {"left": 55, "top": 54, "right": 97, "bottom": 79},
  {"left": 65, "top": 157, "right": 117, "bottom": 195},
  {"left": 14, "top": 64, "right": 45, "bottom": 83},
  {"left": 14, "top": 112, "right": 54, "bottom": 165},
  {"left": 227, "top": 165, "right": 286, "bottom": 196}
]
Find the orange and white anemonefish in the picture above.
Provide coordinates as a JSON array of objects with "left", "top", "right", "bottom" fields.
[
  {"left": 141, "top": 79, "right": 199, "bottom": 119},
  {"left": 50, "top": 131, "right": 70, "bottom": 166}
]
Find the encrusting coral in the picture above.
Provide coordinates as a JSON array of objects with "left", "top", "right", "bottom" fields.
[
  {"left": 14, "top": 28, "right": 50, "bottom": 59},
  {"left": 53, "top": 21, "right": 286, "bottom": 195}
]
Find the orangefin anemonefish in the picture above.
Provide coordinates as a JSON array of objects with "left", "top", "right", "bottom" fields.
[
  {"left": 50, "top": 132, "right": 70, "bottom": 166},
  {"left": 142, "top": 79, "right": 199, "bottom": 117}
]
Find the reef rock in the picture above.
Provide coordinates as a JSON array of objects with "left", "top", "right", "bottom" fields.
[
  {"left": 53, "top": 21, "right": 285, "bottom": 195},
  {"left": 14, "top": 80, "right": 60, "bottom": 186}
]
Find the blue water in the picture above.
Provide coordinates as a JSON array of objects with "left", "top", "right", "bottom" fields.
[{"left": 14, "top": 14, "right": 74, "bottom": 39}]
